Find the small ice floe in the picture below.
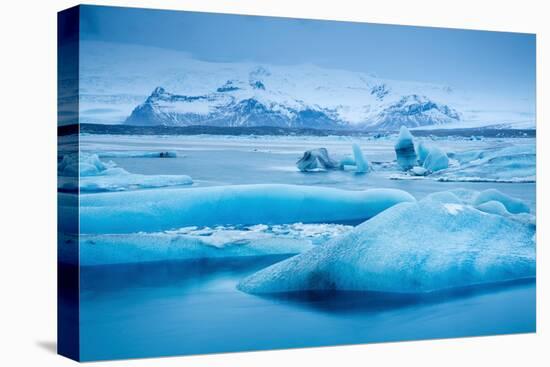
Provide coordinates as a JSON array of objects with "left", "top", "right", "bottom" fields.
[
  {"left": 58, "top": 152, "right": 192, "bottom": 192},
  {"left": 97, "top": 151, "right": 178, "bottom": 158},
  {"left": 410, "top": 166, "right": 428, "bottom": 176},
  {"left": 76, "top": 223, "right": 355, "bottom": 266},
  {"left": 238, "top": 189, "right": 535, "bottom": 295},
  {"left": 432, "top": 145, "right": 535, "bottom": 183},
  {"left": 393, "top": 142, "right": 536, "bottom": 183}
]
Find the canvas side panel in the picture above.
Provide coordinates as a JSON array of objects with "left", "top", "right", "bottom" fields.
[{"left": 57, "top": 5, "right": 80, "bottom": 362}]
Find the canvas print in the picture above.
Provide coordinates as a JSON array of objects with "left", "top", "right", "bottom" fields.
[{"left": 58, "top": 5, "right": 536, "bottom": 362}]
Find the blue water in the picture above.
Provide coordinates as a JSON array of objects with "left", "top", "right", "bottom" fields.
[
  {"left": 77, "top": 135, "right": 536, "bottom": 360},
  {"left": 79, "top": 257, "right": 535, "bottom": 361}
]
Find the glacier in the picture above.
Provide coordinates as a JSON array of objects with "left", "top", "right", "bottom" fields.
[
  {"left": 238, "top": 190, "right": 535, "bottom": 294},
  {"left": 58, "top": 153, "right": 192, "bottom": 192},
  {"left": 79, "top": 184, "right": 415, "bottom": 234},
  {"left": 394, "top": 126, "right": 418, "bottom": 170}
]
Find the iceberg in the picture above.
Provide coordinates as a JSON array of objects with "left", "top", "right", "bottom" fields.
[
  {"left": 351, "top": 143, "right": 370, "bottom": 173},
  {"left": 473, "top": 189, "right": 530, "bottom": 214},
  {"left": 417, "top": 142, "right": 431, "bottom": 165},
  {"left": 435, "top": 144, "right": 535, "bottom": 183},
  {"left": 79, "top": 232, "right": 312, "bottom": 266},
  {"left": 58, "top": 153, "right": 192, "bottom": 192},
  {"left": 394, "top": 126, "right": 417, "bottom": 170},
  {"left": 79, "top": 184, "right": 416, "bottom": 234},
  {"left": 238, "top": 191, "right": 535, "bottom": 294},
  {"left": 422, "top": 146, "right": 449, "bottom": 172},
  {"left": 75, "top": 223, "right": 352, "bottom": 266},
  {"left": 296, "top": 148, "right": 341, "bottom": 171}
]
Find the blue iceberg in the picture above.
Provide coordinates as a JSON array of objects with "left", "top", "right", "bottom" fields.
[
  {"left": 238, "top": 190, "right": 535, "bottom": 294},
  {"left": 296, "top": 148, "right": 340, "bottom": 171},
  {"left": 58, "top": 153, "right": 192, "bottom": 192},
  {"left": 394, "top": 126, "right": 417, "bottom": 170},
  {"left": 436, "top": 145, "right": 535, "bottom": 183},
  {"left": 79, "top": 184, "right": 415, "bottom": 234},
  {"left": 74, "top": 223, "right": 354, "bottom": 266},
  {"left": 417, "top": 142, "right": 430, "bottom": 165},
  {"left": 473, "top": 188, "right": 531, "bottom": 214},
  {"left": 422, "top": 146, "right": 449, "bottom": 172},
  {"left": 351, "top": 143, "right": 370, "bottom": 173}
]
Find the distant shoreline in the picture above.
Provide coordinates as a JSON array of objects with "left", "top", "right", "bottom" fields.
[{"left": 58, "top": 123, "right": 536, "bottom": 138}]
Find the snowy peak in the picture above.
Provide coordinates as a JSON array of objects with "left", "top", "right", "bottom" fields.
[
  {"left": 126, "top": 86, "right": 342, "bottom": 128},
  {"left": 126, "top": 84, "right": 459, "bottom": 130},
  {"left": 372, "top": 94, "right": 461, "bottom": 129},
  {"left": 80, "top": 42, "right": 534, "bottom": 130}
]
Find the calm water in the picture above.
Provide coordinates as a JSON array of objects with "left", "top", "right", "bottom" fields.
[
  {"left": 78, "top": 135, "right": 536, "bottom": 360},
  {"left": 80, "top": 257, "right": 535, "bottom": 361}
]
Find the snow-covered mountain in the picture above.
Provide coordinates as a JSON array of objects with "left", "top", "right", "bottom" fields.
[{"left": 79, "top": 41, "right": 535, "bottom": 130}]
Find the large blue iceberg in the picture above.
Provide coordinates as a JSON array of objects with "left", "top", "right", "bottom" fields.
[
  {"left": 79, "top": 184, "right": 415, "bottom": 234},
  {"left": 238, "top": 190, "right": 535, "bottom": 294}
]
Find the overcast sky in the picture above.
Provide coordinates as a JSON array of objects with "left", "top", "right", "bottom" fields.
[{"left": 79, "top": 5, "right": 536, "bottom": 100}]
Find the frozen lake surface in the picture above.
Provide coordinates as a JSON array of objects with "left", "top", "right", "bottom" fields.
[{"left": 75, "top": 134, "right": 536, "bottom": 360}]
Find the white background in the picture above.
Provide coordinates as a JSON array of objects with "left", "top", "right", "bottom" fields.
[{"left": 0, "top": 0, "right": 547, "bottom": 365}]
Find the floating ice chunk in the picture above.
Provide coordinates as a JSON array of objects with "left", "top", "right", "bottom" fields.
[
  {"left": 58, "top": 153, "right": 192, "bottom": 192},
  {"left": 394, "top": 126, "right": 417, "bottom": 170},
  {"left": 339, "top": 155, "right": 356, "bottom": 167},
  {"left": 79, "top": 232, "right": 313, "bottom": 266},
  {"left": 476, "top": 200, "right": 511, "bottom": 216},
  {"left": 410, "top": 166, "right": 428, "bottom": 176},
  {"left": 79, "top": 173, "right": 193, "bottom": 192},
  {"left": 476, "top": 201, "right": 535, "bottom": 225},
  {"left": 423, "top": 146, "right": 449, "bottom": 172},
  {"left": 97, "top": 151, "right": 178, "bottom": 158},
  {"left": 417, "top": 142, "right": 431, "bottom": 165},
  {"left": 238, "top": 195, "right": 535, "bottom": 294},
  {"left": 296, "top": 148, "right": 341, "bottom": 171},
  {"left": 76, "top": 223, "right": 353, "bottom": 265},
  {"left": 58, "top": 152, "right": 112, "bottom": 177},
  {"left": 80, "top": 184, "right": 416, "bottom": 234},
  {"left": 474, "top": 189, "right": 530, "bottom": 214},
  {"left": 434, "top": 144, "right": 535, "bottom": 183},
  {"left": 351, "top": 144, "right": 370, "bottom": 173}
]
